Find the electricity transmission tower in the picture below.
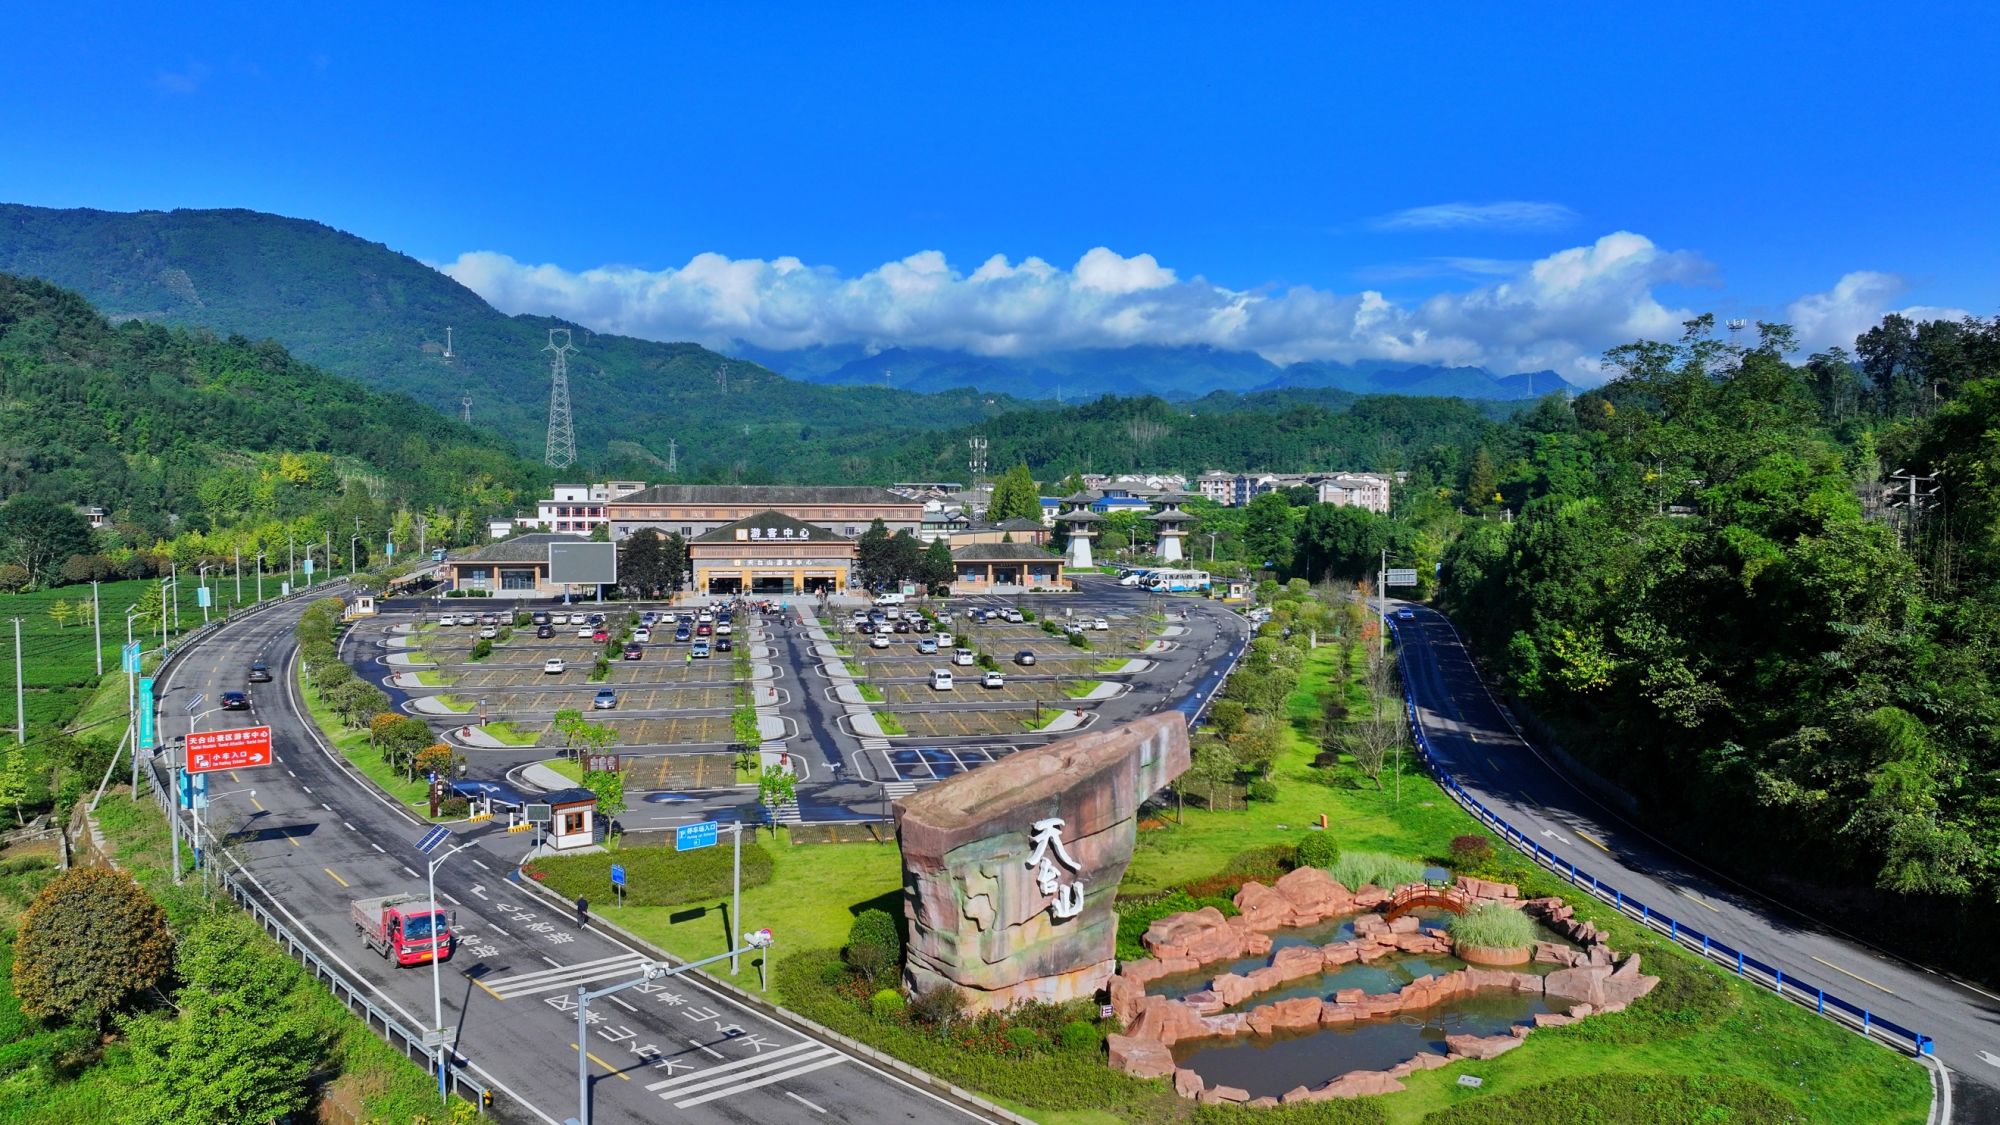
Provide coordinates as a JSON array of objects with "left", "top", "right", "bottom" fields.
[
  {"left": 666, "top": 438, "right": 678, "bottom": 475},
  {"left": 716, "top": 364, "right": 727, "bottom": 393},
  {"left": 544, "top": 329, "right": 577, "bottom": 468},
  {"left": 460, "top": 396, "right": 472, "bottom": 424}
]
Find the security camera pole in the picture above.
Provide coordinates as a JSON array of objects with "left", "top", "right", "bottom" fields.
[{"left": 571, "top": 930, "right": 775, "bottom": 1125}]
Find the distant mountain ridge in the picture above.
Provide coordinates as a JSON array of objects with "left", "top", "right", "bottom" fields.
[{"left": 732, "top": 342, "right": 1578, "bottom": 401}]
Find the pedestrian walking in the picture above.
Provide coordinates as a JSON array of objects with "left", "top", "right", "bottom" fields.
[{"left": 576, "top": 895, "right": 589, "bottom": 929}]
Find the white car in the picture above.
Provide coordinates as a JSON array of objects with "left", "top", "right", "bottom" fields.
[
  {"left": 935, "top": 612, "right": 954, "bottom": 626},
  {"left": 633, "top": 628, "right": 651, "bottom": 643},
  {"left": 953, "top": 648, "right": 976, "bottom": 666},
  {"left": 883, "top": 607, "right": 901, "bottom": 620},
  {"left": 930, "top": 669, "right": 954, "bottom": 690},
  {"left": 1093, "top": 617, "right": 1110, "bottom": 631},
  {"left": 577, "top": 625, "right": 593, "bottom": 638},
  {"left": 437, "top": 614, "right": 456, "bottom": 627},
  {"left": 550, "top": 612, "right": 569, "bottom": 624},
  {"left": 870, "top": 634, "right": 891, "bottom": 649},
  {"left": 1004, "top": 609, "right": 1024, "bottom": 623},
  {"left": 697, "top": 611, "right": 714, "bottom": 623},
  {"left": 478, "top": 625, "right": 498, "bottom": 639},
  {"left": 543, "top": 657, "right": 567, "bottom": 674},
  {"left": 935, "top": 632, "right": 954, "bottom": 647},
  {"left": 982, "top": 671, "right": 1004, "bottom": 688},
  {"left": 715, "top": 622, "right": 733, "bottom": 635}
]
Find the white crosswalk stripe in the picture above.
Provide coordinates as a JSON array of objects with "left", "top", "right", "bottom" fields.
[
  {"left": 769, "top": 801, "right": 802, "bottom": 824},
  {"left": 647, "top": 1043, "right": 852, "bottom": 1108},
  {"left": 858, "top": 737, "right": 891, "bottom": 750},
  {"left": 473, "top": 953, "right": 651, "bottom": 999},
  {"left": 882, "top": 781, "right": 918, "bottom": 797}
]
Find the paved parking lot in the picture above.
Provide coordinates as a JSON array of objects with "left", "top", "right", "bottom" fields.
[
  {"left": 880, "top": 744, "right": 1021, "bottom": 781},
  {"left": 889, "top": 709, "right": 1042, "bottom": 738},
  {"left": 511, "top": 714, "right": 733, "bottom": 746},
  {"left": 881, "top": 681, "right": 1062, "bottom": 704},
  {"left": 470, "top": 685, "right": 735, "bottom": 713},
  {"left": 441, "top": 662, "right": 740, "bottom": 690}
]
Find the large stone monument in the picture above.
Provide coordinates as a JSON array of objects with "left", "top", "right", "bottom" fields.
[{"left": 894, "top": 713, "right": 1190, "bottom": 1012}]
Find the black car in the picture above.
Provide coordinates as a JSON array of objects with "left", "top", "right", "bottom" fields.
[
  {"left": 893, "top": 619, "right": 911, "bottom": 633},
  {"left": 856, "top": 621, "right": 875, "bottom": 634},
  {"left": 536, "top": 624, "right": 555, "bottom": 638},
  {"left": 220, "top": 690, "right": 250, "bottom": 711},
  {"left": 247, "top": 662, "right": 272, "bottom": 683},
  {"left": 716, "top": 636, "right": 734, "bottom": 652}
]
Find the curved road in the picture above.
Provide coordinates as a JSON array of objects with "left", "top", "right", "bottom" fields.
[
  {"left": 149, "top": 594, "right": 998, "bottom": 1124},
  {"left": 1393, "top": 602, "right": 1985, "bottom": 1121}
]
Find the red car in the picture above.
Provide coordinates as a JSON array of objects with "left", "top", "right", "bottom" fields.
[
  {"left": 592, "top": 629, "right": 609, "bottom": 643},
  {"left": 696, "top": 623, "right": 713, "bottom": 636}
]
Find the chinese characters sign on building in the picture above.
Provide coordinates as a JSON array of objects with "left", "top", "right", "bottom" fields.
[
  {"left": 185, "top": 726, "right": 273, "bottom": 773},
  {"left": 1026, "top": 817, "right": 1084, "bottom": 920}
]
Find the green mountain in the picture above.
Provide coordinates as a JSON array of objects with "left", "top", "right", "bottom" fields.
[
  {"left": 0, "top": 204, "right": 1028, "bottom": 481},
  {"left": 0, "top": 271, "right": 542, "bottom": 536}
]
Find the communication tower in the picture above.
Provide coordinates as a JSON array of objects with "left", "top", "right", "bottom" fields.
[
  {"left": 460, "top": 396, "right": 472, "bottom": 424},
  {"left": 666, "top": 438, "right": 678, "bottom": 476},
  {"left": 544, "top": 329, "right": 577, "bottom": 469},
  {"left": 967, "top": 435, "right": 989, "bottom": 477},
  {"left": 442, "top": 326, "right": 455, "bottom": 361}
]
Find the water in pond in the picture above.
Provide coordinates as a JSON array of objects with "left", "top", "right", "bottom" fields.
[
  {"left": 1170, "top": 990, "right": 1555, "bottom": 1098},
  {"left": 1146, "top": 909, "right": 1453, "bottom": 1001}
]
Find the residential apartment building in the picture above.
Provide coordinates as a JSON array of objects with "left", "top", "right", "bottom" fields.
[
  {"left": 526, "top": 481, "right": 650, "bottom": 535},
  {"left": 1194, "top": 471, "right": 1393, "bottom": 513}
]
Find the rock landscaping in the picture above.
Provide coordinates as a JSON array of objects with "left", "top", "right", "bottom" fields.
[{"left": 1104, "top": 874, "right": 1661, "bottom": 1105}]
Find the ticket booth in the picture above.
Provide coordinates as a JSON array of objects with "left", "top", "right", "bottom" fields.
[
  {"left": 543, "top": 788, "right": 599, "bottom": 850},
  {"left": 345, "top": 593, "right": 378, "bottom": 619}
]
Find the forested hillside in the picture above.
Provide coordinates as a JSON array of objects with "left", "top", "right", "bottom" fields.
[
  {"left": 0, "top": 272, "right": 543, "bottom": 548},
  {"left": 0, "top": 204, "right": 1028, "bottom": 479},
  {"left": 1430, "top": 314, "right": 2000, "bottom": 957}
]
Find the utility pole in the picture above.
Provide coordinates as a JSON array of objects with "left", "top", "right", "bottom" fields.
[
  {"left": 324, "top": 532, "right": 331, "bottom": 580},
  {"left": 91, "top": 580, "right": 102, "bottom": 676},
  {"left": 288, "top": 534, "right": 295, "bottom": 590},
  {"left": 12, "top": 618, "right": 22, "bottom": 745}
]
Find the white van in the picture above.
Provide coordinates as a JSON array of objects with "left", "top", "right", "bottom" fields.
[
  {"left": 952, "top": 647, "right": 976, "bottom": 667},
  {"left": 873, "top": 592, "right": 907, "bottom": 606},
  {"left": 930, "top": 669, "right": 954, "bottom": 690}
]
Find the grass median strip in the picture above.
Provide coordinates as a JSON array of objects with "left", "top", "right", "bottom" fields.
[{"left": 296, "top": 672, "right": 434, "bottom": 812}]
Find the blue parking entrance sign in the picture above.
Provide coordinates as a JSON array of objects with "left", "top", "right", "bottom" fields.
[
  {"left": 676, "top": 821, "right": 719, "bottom": 851},
  {"left": 610, "top": 864, "right": 626, "bottom": 886}
]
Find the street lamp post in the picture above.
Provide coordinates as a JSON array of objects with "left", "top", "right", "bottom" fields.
[
  {"left": 197, "top": 563, "right": 213, "bottom": 626},
  {"left": 255, "top": 553, "right": 265, "bottom": 604},
  {"left": 124, "top": 606, "right": 142, "bottom": 796},
  {"left": 234, "top": 547, "right": 242, "bottom": 607},
  {"left": 425, "top": 837, "right": 476, "bottom": 1103},
  {"left": 91, "top": 580, "right": 102, "bottom": 676}
]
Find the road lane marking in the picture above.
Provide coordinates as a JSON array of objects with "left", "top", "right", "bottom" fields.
[
  {"left": 1811, "top": 954, "right": 1895, "bottom": 995},
  {"left": 1677, "top": 888, "right": 1720, "bottom": 913},
  {"left": 1575, "top": 830, "right": 1610, "bottom": 853},
  {"left": 569, "top": 1044, "right": 631, "bottom": 1080},
  {"left": 320, "top": 803, "right": 332, "bottom": 811},
  {"left": 787, "top": 1091, "right": 828, "bottom": 1113},
  {"left": 541, "top": 955, "right": 563, "bottom": 968},
  {"left": 690, "top": 1038, "right": 725, "bottom": 1059},
  {"left": 401, "top": 865, "right": 418, "bottom": 878},
  {"left": 343, "top": 820, "right": 356, "bottom": 831},
  {"left": 609, "top": 995, "right": 636, "bottom": 1012},
  {"left": 323, "top": 867, "right": 349, "bottom": 887},
  {"left": 300, "top": 783, "right": 310, "bottom": 791},
  {"left": 673, "top": 1052, "right": 849, "bottom": 1109},
  {"left": 476, "top": 954, "right": 651, "bottom": 998},
  {"left": 471, "top": 976, "right": 502, "bottom": 1000},
  {"left": 644, "top": 1042, "right": 816, "bottom": 1091},
  {"left": 488, "top": 923, "right": 508, "bottom": 937},
  {"left": 370, "top": 842, "right": 384, "bottom": 852}
]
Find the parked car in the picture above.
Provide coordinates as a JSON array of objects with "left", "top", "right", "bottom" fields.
[
  {"left": 935, "top": 611, "right": 954, "bottom": 626},
  {"left": 543, "top": 657, "right": 567, "bottom": 674},
  {"left": 531, "top": 611, "right": 551, "bottom": 625},
  {"left": 953, "top": 648, "right": 976, "bottom": 666},
  {"left": 935, "top": 632, "right": 955, "bottom": 647},
  {"left": 697, "top": 611, "right": 714, "bottom": 623},
  {"left": 479, "top": 625, "right": 498, "bottom": 639},
  {"left": 696, "top": 623, "right": 712, "bottom": 637},
  {"left": 691, "top": 641, "right": 711, "bottom": 659},
  {"left": 576, "top": 625, "right": 593, "bottom": 638},
  {"left": 716, "top": 636, "right": 733, "bottom": 652},
  {"left": 536, "top": 624, "right": 554, "bottom": 638},
  {"left": 930, "top": 669, "right": 954, "bottom": 690},
  {"left": 715, "top": 622, "right": 733, "bottom": 636},
  {"left": 892, "top": 619, "right": 911, "bottom": 633},
  {"left": 593, "top": 689, "right": 617, "bottom": 710},
  {"left": 633, "top": 628, "right": 651, "bottom": 643},
  {"left": 587, "top": 613, "right": 606, "bottom": 625},
  {"left": 1014, "top": 650, "right": 1037, "bottom": 666},
  {"left": 982, "top": 671, "right": 1005, "bottom": 688},
  {"left": 551, "top": 612, "right": 570, "bottom": 624},
  {"left": 220, "top": 690, "right": 250, "bottom": 711},
  {"left": 592, "top": 629, "right": 610, "bottom": 643},
  {"left": 1004, "top": 609, "right": 1024, "bottom": 623},
  {"left": 883, "top": 606, "right": 902, "bottom": 620},
  {"left": 622, "top": 643, "right": 644, "bottom": 660},
  {"left": 916, "top": 638, "right": 938, "bottom": 655},
  {"left": 912, "top": 618, "right": 932, "bottom": 633},
  {"left": 247, "top": 662, "right": 272, "bottom": 683},
  {"left": 675, "top": 626, "right": 692, "bottom": 642},
  {"left": 436, "top": 614, "right": 457, "bottom": 627},
  {"left": 1064, "top": 622, "right": 1085, "bottom": 636},
  {"left": 1092, "top": 617, "right": 1109, "bottom": 631},
  {"left": 870, "top": 634, "right": 891, "bottom": 649}
]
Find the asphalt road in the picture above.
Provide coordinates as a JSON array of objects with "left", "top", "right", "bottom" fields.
[
  {"left": 151, "top": 597, "right": 996, "bottom": 1125},
  {"left": 1392, "top": 602, "right": 1987, "bottom": 1121}
]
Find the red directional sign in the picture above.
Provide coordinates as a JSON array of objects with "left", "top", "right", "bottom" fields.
[{"left": 186, "top": 726, "right": 273, "bottom": 773}]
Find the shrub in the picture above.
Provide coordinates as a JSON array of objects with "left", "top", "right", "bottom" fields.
[
  {"left": 907, "top": 983, "right": 966, "bottom": 1027},
  {"left": 469, "top": 638, "right": 493, "bottom": 661},
  {"left": 848, "top": 908, "right": 903, "bottom": 961},
  {"left": 1447, "top": 902, "right": 1537, "bottom": 949},
  {"left": 845, "top": 940, "right": 894, "bottom": 982},
  {"left": 1004, "top": 1026, "right": 1043, "bottom": 1052},
  {"left": 1295, "top": 832, "right": 1341, "bottom": 869},
  {"left": 870, "top": 989, "right": 906, "bottom": 1021},
  {"left": 1450, "top": 834, "right": 1494, "bottom": 870},
  {"left": 1058, "top": 1020, "right": 1100, "bottom": 1053},
  {"left": 818, "top": 961, "right": 851, "bottom": 987},
  {"left": 1245, "top": 778, "right": 1278, "bottom": 802},
  {"left": 1327, "top": 850, "right": 1425, "bottom": 892}
]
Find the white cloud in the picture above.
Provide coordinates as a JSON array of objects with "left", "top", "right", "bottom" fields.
[
  {"left": 438, "top": 233, "right": 1724, "bottom": 384},
  {"left": 1785, "top": 271, "right": 1975, "bottom": 354},
  {"left": 1370, "top": 200, "right": 1579, "bottom": 232}
]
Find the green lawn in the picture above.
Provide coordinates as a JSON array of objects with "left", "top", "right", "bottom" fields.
[
  {"left": 296, "top": 672, "right": 435, "bottom": 814},
  {"left": 857, "top": 683, "right": 884, "bottom": 702},
  {"left": 411, "top": 668, "right": 451, "bottom": 686},
  {"left": 430, "top": 693, "right": 473, "bottom": 712},
  {"left": 479, "top": 721, "right": 542, "bottom": 746},
  {"left": 1062, "top": 680, "right": 1105, "bottom": 699},
  {"left": 540, "top": 757, "right": 582, "bottom": 782},
  {"left": 1092, "top": 658, "right": 1130, "bottom": 673},
  {"left": 872, "top": 712, "right": 907, "bottom": 736}
]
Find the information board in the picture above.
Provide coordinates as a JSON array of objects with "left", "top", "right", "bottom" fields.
[
  {"left": 185, "top": 726, "right": 273, "bottom": 773},
  {"left": 676, "top": 821, "right": 719, "bottom": 851}
]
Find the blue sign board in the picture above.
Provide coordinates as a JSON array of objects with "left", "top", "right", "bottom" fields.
[
  {"left": 675, "top": 821, "right": 719, "bottom": 851},
  {"left": 303, "top": 558, "right": 315, "bottom": 576},
  {"left": 610, "top": 864, "right": 626, "bottom": 887},
  {"left": 121, "top": 642, "right": 141, "bottom": 675},
  {"left": 385, "top": 541, "right": 396, "bottom": 558},
  {"left": 138, "top": 678, "right": 156, "bottom": 751},
  {"left": 196, "top": 586, "right": 211, "bottom": 609}
]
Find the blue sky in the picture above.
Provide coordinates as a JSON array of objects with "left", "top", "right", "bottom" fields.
[{"left": 3, "top": 3, "right": 1995, "bottom": 380}]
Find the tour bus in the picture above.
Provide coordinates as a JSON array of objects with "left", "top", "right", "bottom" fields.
[{"left": 1145, "top": 569, "right": 1212, "bottom": 593}]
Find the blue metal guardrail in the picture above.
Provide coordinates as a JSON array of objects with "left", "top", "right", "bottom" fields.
[{"left": 1383, "top": 616, "right": 1935, "bottom": 1058}]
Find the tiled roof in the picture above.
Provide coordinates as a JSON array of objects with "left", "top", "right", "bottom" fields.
[
  {"left": 616, "top": 484, "right": 917, "bottom": 506},
  {"left": 457, "top": 533, "right": 587, "bottom": 564},
  {"left": 690, "top": 511, "right": 851, "bottom": 544},
  {"left": 952, "top": 543, "right": 1061, "bottom": 562}
]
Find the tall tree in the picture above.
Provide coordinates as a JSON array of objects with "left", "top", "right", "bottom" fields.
[
  {"left": 985, "top": 463, "right": 1042, "bottom": 523},
  {"left": 1463, "top": 447, "right": 1499, "bottom": 512},
  {"left": 619, "top": 529, "right": 672, "bottom": 595},
  {"left": 1243, "top": 492, "right": 1295, "bottom": 571},
  {"left": 921, "top": 538, "right": 956, "bottom": 595},
  {"left": 0, "top": 495, "right": 93, "bottom": 586}
]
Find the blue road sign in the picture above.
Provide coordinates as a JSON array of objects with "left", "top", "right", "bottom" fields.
[
  {"left": 121, "top": 642, "right": 142, "bottom": 675},
  {"left": 610, "top": 864, "right": 626, "bottom": 887},
  {"left": 676, "top": 821, "right": 719, "bottom": 851},
  {"left": 196, "top": 586, "right": 211, "bottom": 608},
  {"left": 303, "top": 558, "right": 315, "bottom": 576},
  {"left": 415, "top": 825, "right": 451, "bottom": 854},
  {"left": 138, "top": 678, "right": 155, "bottom": 750},
  {"left": 385, "top": 541, "right": 396, "bottom": 558}
]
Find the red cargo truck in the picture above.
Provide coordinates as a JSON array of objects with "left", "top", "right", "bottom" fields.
[{"left": 352, "top": 893, "right": 455, "bottom": 966}]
